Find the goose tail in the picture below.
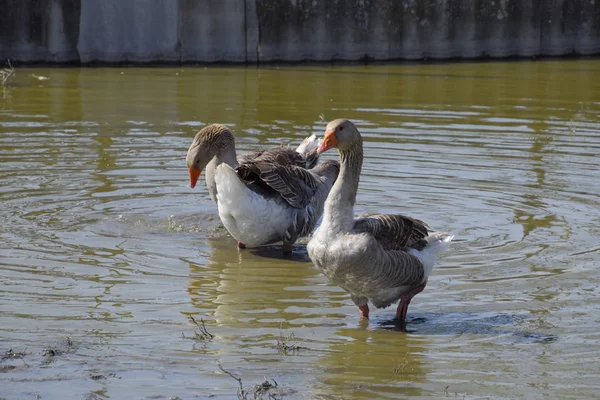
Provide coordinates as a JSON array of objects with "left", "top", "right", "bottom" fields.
[
  {"left": 424, "top": 232, "right": 454, "bottom": 254},
  {"left": 296, "top": 134, "right": 321, "bottom": 169},
  {"left": 409, "top": 232, "right": 454, "bottom": 279}
]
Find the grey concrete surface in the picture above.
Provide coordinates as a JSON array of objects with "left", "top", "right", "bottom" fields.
[{"left": 0, "top": 0, "right": 598, "bottom": 64}]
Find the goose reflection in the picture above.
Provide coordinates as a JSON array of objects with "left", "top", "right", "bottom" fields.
[
  {"left": 515, "top": 122, "right": 561, "bottom": 242},
  {"left": 307, "top": 325, "right": 427, "bottom": 399},
  {"left": 512, "top": 120, "right": 570, "bottom": 279},
  {"left": 186, "top": 236, "right": 330, "bottom": 328}
]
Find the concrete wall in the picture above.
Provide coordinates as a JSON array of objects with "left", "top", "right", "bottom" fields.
[
  {"left": 78, "top": 0, "right": 180, "bottom": 63},
  {"left": 0, "top": 0, "right": 81, "bottom": 63},
  {"left": 1, "top": 0, "right": 598, "bottom": 64}
]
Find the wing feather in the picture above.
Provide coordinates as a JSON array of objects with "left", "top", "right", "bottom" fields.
[
  {"left": 353, "top": 213, "right": 430, "bottom": 251},
  {"left": 235, "top": 161, "right": 321, "bottom": 209},
  {"left": 238, "top": 147, "right": 307, "bottom": 168}
]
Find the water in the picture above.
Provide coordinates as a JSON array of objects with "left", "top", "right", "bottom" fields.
[{"left": 1, "top": 60, "right": 599, "bottom": 399}]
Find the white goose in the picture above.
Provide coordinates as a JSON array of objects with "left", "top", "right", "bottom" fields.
[
  {"left": 186, "top": 124, "right": 340, "bottom": 253},
  {"left": 307, "top": 119, "right": 453, "bottom": 322}
]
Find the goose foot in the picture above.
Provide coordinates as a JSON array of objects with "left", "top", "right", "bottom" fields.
[
  {"left": 237, "top": 241, "right": 246, "bottom": 249},
  {"left": 395, "top": 282, "right": 427, "bottom": 323},
  {"left": 282, "top": 243, "right": 292, "bottom": 254},
  {"left": 358, "top": 305, "right": 370, "bottom": 319}
]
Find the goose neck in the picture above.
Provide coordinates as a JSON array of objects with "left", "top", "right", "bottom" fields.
[
  {"left": 321, "top": 142, "right": 363, "bottom": 234},
  {"left": 214, "top": 140, "right": 238, "bottom": 168}
]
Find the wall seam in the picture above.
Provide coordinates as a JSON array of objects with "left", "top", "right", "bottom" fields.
[
  {"left": 244, "top": 0, "right": 248, "bottom": 64},
  {"left": 76, "top": 0, "right": 83, "bottom": 63},
  {"left": 539, "top": 0, "right": 545, "bottom": 56},
  {"left": 177, "top": 0, "right": 182, "bottom": 64},
  {"left": 256, "top": 0, "right": 260, "bottom": 64}
]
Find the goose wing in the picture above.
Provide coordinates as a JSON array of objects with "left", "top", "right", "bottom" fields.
[
  {"left": 353, "top": 213, "right": 430, "bottom": 251},
  {"left": 237, "top": 149, "right": 265, "bottom": 164},
  {"left": 239, "top": 146, "right": 313, "bottom": 169},
  {"left": 353, "top": 213, "right": 431, "bottom": 287},
  {"left": 235, "top": 161, "right": 322, "bottom": 209}
]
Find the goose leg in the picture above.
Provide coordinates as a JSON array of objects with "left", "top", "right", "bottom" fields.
[
  {"left": 395, "top": 282, "right": 427, "bottom": 322},
  {"left": 237, "top": 241, "right": 246, "bottom": 249},
  {"left": 282, "top": 243, "right": 293, "bottom": 254},
  {"left": 351, "top": 295, "right": 370, "bottom": 319},
  {"left": 358, "top": 305, "right": 370, "bottom": 318}
]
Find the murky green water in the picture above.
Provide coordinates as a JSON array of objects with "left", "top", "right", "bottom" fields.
[{"left": 1, "top": 60, "right": 599, "bottom": 399}]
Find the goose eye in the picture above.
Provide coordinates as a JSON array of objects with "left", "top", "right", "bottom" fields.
[{"left": 339, "top": 126, "right": 344, "bottom": 131}]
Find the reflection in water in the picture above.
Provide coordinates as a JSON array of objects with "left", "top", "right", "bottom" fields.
[
  {"left": 513, "top": 118, "right": 557, "bottom": 241},
  {"left": 1, "top": 60, "right": 599, "bottom": 399},
  {"left": 91, "top": 135, "right": 116, "bottom": 194},
  {"left": 310, "top": 326, "right": 427, "bottom": 399},
  {"left": 186, "top": 237, "right": 335, "bottom": 327}
]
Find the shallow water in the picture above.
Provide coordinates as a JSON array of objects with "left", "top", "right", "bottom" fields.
[{"left": 1, "top": 60, "right": 599, "bottom": 399}]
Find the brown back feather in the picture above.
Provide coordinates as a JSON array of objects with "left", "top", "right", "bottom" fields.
[{"left": 236, "top": 161, "right": 321, "bottom": 209}]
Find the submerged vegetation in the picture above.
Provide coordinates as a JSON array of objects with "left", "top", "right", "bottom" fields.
[
  {"left": 1, "top": 336, "right": 75, "bottom": 373},
  {"left": 219, "top": 364, "right": 287, "bottom": 400},
  {"left": 182, "top": 315, "right": 215, "bottom": 342},
  {"left": 275, "top": 323, "right": 309, "bottom": 355},
  {"left": 1, "top": 59, "right": 15, "bottom": 86},
  {"left": 1, "top": 348, "right": 27, "bottom": 361}
]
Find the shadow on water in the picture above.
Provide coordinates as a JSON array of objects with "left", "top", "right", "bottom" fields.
[
  {"left": 199, "top": 233, "right": 313, "bottom": 263},
  {"left": 247, "top": 243, "right": 312, "bottom": 263},
  {"left": 377, "top": 312, "right": 557, "bottom": 343}
]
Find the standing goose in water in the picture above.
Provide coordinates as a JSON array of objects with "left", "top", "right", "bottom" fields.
[
  {"left": 307, "top": 119, "right": 453, "bottom": 322},
  {"left": 187, "top": 124, "right": 340, "bottom": 253}
]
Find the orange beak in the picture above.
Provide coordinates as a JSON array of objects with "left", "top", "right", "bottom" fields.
[
  {"left": 188, "top": 167, "right": 201, "bottom": 188},
  {"left": 317, "top": 129, "right": 338, "bottom": 154}
]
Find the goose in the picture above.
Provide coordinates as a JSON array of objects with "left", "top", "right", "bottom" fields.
[
  {"left": 307, "top": 119, "right": 453, "bottom": 323},
  {"left": 186, "top": 124, "right": 340, "bottom": 253}
]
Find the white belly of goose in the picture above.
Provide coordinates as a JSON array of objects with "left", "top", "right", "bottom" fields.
[{"left": 215, "top": 164, "right": 295, "bottom": 247}]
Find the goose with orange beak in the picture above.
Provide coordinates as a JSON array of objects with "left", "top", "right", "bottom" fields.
[
  {"left": 307, "top": 119, "right": 453, "bottom": 323},
  {"left": 186, "top": 124, "right": 339, "bottom": 253}
]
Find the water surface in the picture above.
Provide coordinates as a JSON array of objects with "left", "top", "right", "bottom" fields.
[{"left": 1, "top": 60, "right": 600, "bottom": 399}]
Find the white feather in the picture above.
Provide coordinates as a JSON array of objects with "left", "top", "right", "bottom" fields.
[
  {"left": 214, "top": 164, "right": 294, "bottom": 247},
  {"left": 408, "top": 233, "right": 454, "bottom": 279},
  {"left": 295, "top": 134, "right": 320, "bottom": 156}
]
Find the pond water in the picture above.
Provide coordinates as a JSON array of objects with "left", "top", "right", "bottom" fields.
[{"left": 1, "top": 60, "right": 599, "bottom": 399}]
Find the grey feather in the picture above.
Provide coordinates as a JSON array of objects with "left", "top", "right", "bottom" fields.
[
  {"left": 307, "top": 119, "right": 453, "bottom": 313},
  {"left": 353, "top": 213, "right": 430, "bottom": 251},
  {"left": 238, "top": 162, "right": 321, "bottom": 209}
]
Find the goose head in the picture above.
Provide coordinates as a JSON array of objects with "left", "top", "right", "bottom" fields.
[
  {"left": 186, "top": 124, "right": 235, "bottom": 188},
  {"left": 317, "top": 119, "right": 360, "bottom": 154}
]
